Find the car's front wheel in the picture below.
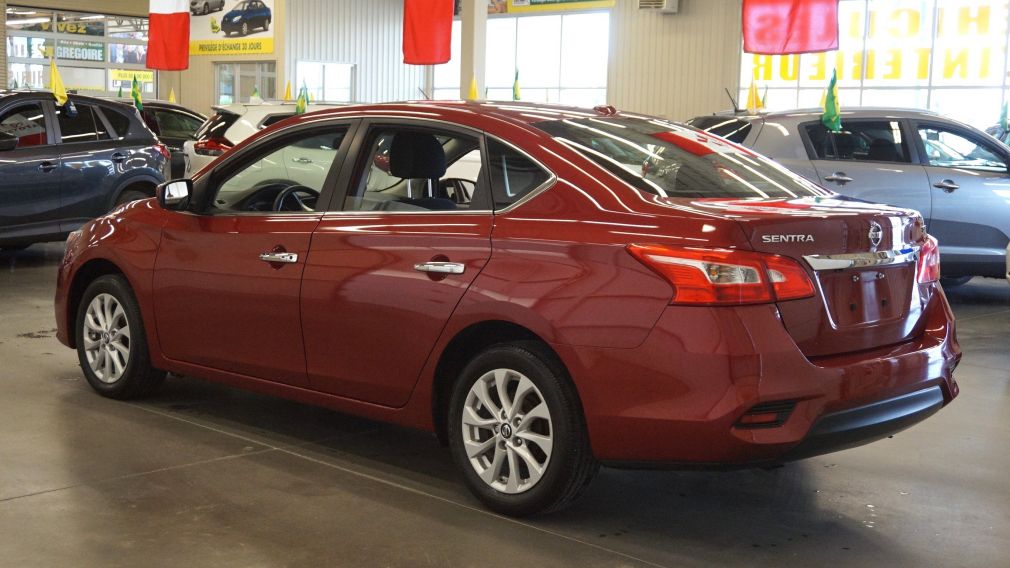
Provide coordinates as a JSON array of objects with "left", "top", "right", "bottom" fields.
[
  {"left": 76, "top": 275, "right": 165, "bottom": 399},
  {"left": 448, "top": 342, "right": 598, "bottom": 517},
  {"left": 241, "top": 22, "right": 249, "bottom": 35}
]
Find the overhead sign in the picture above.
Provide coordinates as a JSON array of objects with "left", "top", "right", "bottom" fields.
[
  {"left": 110, "top": 69, "right": 155, "bottom": 83},
  {"left": 454, "top": 0, "right": 614, "bottom": 15},
  {"left": 56, "top": 40, "right": 105, "bottom": 62},
  {"left": 190, "top": 0, "right": 275, "bottom": 56}
]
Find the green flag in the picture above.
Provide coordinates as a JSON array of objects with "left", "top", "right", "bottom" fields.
[
  {"left": 295, "top": 84, "right": 308, "bottom": 115},
  {"left": 1000, "top": 102, "right": 1008, "bottom": 132},
  {"left": 512, "top": 69, "right": 520, "bottom": 101},
  {"left": 131, "top": 75, "right": 143, "bottom": 111},
  {"left": 821, "top": 69, "right": 841, "bottom": 133},
  {"left": 117, "top": 84, "right": 123, "bottom": 98}
]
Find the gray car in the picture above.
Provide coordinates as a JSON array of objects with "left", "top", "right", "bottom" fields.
[
  {"left": 689, "top": 108, "right": 1010, "bottom": 285},
  {"left": 190, "top": 0, "right": 225, "bottom": 15}
]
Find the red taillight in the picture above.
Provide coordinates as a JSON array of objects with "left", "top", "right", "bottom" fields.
[
  {"left": 626, "top": 244, "right": 815, "bottom": 306},
  {"left": 153, "top": 143, "right": 171, "bottom": 160},
  {"left": 917, "top": 235, "right": 941, "bottom": 283},
  {"left": 194, "top": 137, "right": 233, "bottom": 157}
]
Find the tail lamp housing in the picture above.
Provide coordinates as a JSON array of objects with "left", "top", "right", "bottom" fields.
[
  {"left": 194, "top": 137, "right": 233, "bottom": 157},
  {"left": 627, "top": 244, "right": 815, "bottom": 306},
  {"left": 917, "top": 235, "right": 940, "bottom": 284}
]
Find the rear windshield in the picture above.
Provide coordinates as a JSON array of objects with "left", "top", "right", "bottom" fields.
[
  {"left": 685, "top": 116, "right": 753, "bottom": 143},
  {"left": 193, "top": 112, "right": 237, "bottom": 142},
  {"left": 535, "top": 117, "right": 829, "bottom": 199}
]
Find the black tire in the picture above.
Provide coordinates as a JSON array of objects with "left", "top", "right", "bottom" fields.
[
  {"left": 263, "top": 18, "right": 270, "bottom": 31},
  {"left": 115, "top": 189, "right": 150, "bottom": 207},
  {"left": 0, "top": 244, "right": 30, "bottom": 252},
  {"left": 75, "top": 275, "right": 165, "bottom": 400},
  {"left": 203, "top": 3, "right": 210, "bottom": 15},
  {"left": 448, "top": 341, "right": 598, "bottom": 517},
  {"left": 241, "top": 22, "right": 249, "bottom": 36},
  {"left": 941, "top": 275, "right": 972, "bottom": 288}
]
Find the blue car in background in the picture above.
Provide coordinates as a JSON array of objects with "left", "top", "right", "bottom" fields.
[{"left": 222, "top": 0, "right": 271, "bottom": 37}]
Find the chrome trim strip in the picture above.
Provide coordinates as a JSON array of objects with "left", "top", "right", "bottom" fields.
[{"left": 803, "top": 247, "right": 919, "bottom": 271}]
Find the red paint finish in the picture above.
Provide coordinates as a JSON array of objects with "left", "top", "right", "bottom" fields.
[{"left": 54, "top": 102, "right": 961, "bottom": 468}]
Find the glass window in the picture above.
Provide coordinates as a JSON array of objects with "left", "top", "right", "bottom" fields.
[
  {"left": 536, "top": 116, "right": 830, "bottom": 199},
  {"left": 5, "top": 9, "right": 54, "bottom": 33},
  {"left": 486, "top": 139, "right": 551, "bottom": 209},
  {"left": 215, "top": 62, "right": 276, "bottom": 105},
  {"left": 56, "top": 104, "right": 102, "bottom": 143},
  {"left": 804, "top": 120, "right": 910, "bottom": 163},
  {"left": 102, "top": 107, "right": 133, "bottom": 138},
  {"left": 0, "top": 102, "right": 49, "bottom": 148},
  {"left": 918, "top": 125, "right": 1007, "bottom": 172},
  {"left": 345, "top": 128, "right": 485, "bottom": 212},
  {"left": 260, "top": 113, "right": 294, "bottom": 128},
  {"left": 686, "top": 116, "right": 754, "bottom": 144},
  {"left": 296, "top": 61, "right": 355, "bottom": 102},
  {"left": 153, "top": 110, "right": 204, "bottom": 139},
  {"left": 214, "top": 129, "right": 348, "bottom": 213}
]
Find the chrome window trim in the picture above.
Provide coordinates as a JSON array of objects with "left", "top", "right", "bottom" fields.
[{"left": 803, "top": 247, "right": 919, "bottom": 271}]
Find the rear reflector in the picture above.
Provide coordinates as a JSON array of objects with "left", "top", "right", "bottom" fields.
[
  {"left": 917, "top": 235, "right": 940, "bottom": 284},
  {"left": 626, "top": 244, "right": 815, "bottom": 306},
  {"left": 735, "top": 400, "right": 796, "bottom": 429}
]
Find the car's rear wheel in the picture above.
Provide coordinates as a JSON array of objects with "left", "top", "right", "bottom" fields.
[
  {"left": 241, "top": 22, "right": 249, "bottom": 35},
  {"left": 448, "top": 342, "right": 598, "bottom": 517},
  {"left": 263, "top": 18, "right": 270, "bottom": 31},
  {"left": 115, "top": 189, "right": 150, "bottom": 206},
  {"left": 941, "top": 275, "right": 972, "bottom": 288},
  {"left": 76, "top": 275, "right": 165, "bottom": 399}
]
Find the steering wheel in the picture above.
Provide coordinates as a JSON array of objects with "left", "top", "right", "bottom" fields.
[{"left": 273, "top": 185, "right": 320, "bottom": 212}]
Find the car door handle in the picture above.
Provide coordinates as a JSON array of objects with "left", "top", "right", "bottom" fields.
[
  {"left": 38, "top": 161, "right": 57, "bottom": 173},
  {"left": 824, "top": 172, "right": 854, "bottom": 184},
  {"left": 413, "top": 261, "right": 465, "bottom": 274},
  {"left": 933, "top": 179, "right": 959, "bottom": 193},
  {"left": 259, "top": 252, "right": 298, "bottom": 264},
  {"left": 111, "top": 152, "right": 127, "bottom": 163},
  {"left": 291, "top": 157, "right": 313, "bottom": 164}
]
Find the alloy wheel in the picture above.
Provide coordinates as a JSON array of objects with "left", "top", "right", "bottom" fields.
[
  {"left": 461, "top": 368, "right": 553, "bottom": 494},
  {"left": 82, "top": 293, "right": 131, "bottom": 383}
]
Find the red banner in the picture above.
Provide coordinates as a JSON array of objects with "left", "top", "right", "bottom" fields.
[
  {"left": 403, "top": 0, "right": 454, "bottom": 65},
  {"left": 742, "top": 0, "right": 839, "bottom": 55},
  {"left": 148, "top": 0, "right": 190, "bottom": 70}
]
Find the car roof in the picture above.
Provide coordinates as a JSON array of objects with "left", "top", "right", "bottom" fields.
[
  {"left": 211, "top": 101, "right": 349, "bottom": 116},
  {"left": 698, "top": 107, "right": 946, "bottom": 122}
]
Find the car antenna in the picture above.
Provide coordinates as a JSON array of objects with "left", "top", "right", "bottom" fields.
[
  {"left": 417, "top": 87, "right": 432, "bottom": 100},
  {"left": 724, "top": 88, "right": 741, "bottom": 113}
]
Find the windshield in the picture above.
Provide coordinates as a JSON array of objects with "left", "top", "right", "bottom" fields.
[{"left": 535, "top": 117, "right": 830, "bottom": 199}]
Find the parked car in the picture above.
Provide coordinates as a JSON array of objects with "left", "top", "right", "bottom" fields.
[
  {"left": 221, "top": 0, "right": 271, "bottom": 36},
  {"left": 111, "top": 98, "right": 205, "bottom": 179},
  {"left": 55, "top": 102, "right": 960, "bottom": 516},
  {"left": 183, "top": 101, "right": 343, "bottom": 176},
  {"left": 190, "top": 0, "right": 225, "bottom": 15},
  {"left": 689, "top": 108, "right": 1010, "bottom": 286},
  {"left": 0, "top": 91, "right": 168, "bottom": 251}
]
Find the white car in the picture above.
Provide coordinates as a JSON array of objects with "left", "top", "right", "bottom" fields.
[{"left": 183, "top": 101, "right": 344, "bottom": 178}]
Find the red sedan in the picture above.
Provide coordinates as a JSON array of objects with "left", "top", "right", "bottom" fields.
[{"left": 55, "top": 102, "right": 961, "bottom": 516}]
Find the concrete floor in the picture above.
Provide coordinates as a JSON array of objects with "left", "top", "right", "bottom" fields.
[{"left": 1, "top": 243, "right": 1008, "bottom": 568}]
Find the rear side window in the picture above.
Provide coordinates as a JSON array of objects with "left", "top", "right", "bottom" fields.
[
  {"left": 804, "top": 120, "right": 910, "bottom": 163},
  {"left": 486, "top": 139, "right": 551, "bottom": 209},
  {"left": 686, "top": 116, "right": 753, "bottom": 143},
  {"left": 103, "top": 108, "right": 133, "bottom": 138},
  {"left": 193, "top": 112, "right": 238, "bottom": 143},
  {"left": 56, "top": 104, "right": 105, "bottom": 144},
  {"left": 0, "top": 102, "right": 49, "bottom": 147},
  {"left": 154, "top": 110, "right": 204, "bottom": 138}
]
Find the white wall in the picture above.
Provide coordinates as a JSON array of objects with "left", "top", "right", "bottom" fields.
[
  {"left": 607, "top": 0, "right": 743, "bottom": 121},
  {"left": 285, "top": 0, "right": 427, "bottom": 103}
]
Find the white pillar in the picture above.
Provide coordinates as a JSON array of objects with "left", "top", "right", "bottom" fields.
[{"left": 459, "top": 0, "right": 486, "bottom": 100}]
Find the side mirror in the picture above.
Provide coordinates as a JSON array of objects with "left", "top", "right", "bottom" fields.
[
  {"left": 0, "top": 132, "right": 19, "bottom": 152},
  {"left": 157, "top": 179, "right": 192, "bottom": 211}
]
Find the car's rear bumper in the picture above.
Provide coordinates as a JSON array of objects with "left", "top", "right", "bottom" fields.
[{"left": 556, "top": 283, "right": 960, "bottom": 466}]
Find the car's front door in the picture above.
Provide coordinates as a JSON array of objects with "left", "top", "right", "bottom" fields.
[
  {"left": 153, "top": 122, "right": 355, "bottom": 385},
  {"left": 913, "top": 121, "right": 1010, "bottom": 277},
  {"left": 301, "top": 121, "right": 494, "bottom": 406},
  {"left": 802, "top": 119, "right": 932, "bottom": 219},
  {"left": 0, "top": 100, "right": 61, "bottom": 242}
]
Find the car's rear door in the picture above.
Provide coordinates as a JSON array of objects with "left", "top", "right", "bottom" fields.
[
  {"left": 153, "top": 120, "right": 356, "bottom": 385},
  {"left": 300, "top": 119, "right": 493, "bottom": 406},
  {"left": 802, "top": 119, "right": 932, "bottom": 220},
  {"left": 0, "top": 99, "right": 61, "bottom": 241}
]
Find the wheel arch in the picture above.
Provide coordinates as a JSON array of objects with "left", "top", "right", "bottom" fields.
[
  {"left": 108, "top": 173, "right": 162, "bottom": 210},
  {"left": 65, "top": 258, "right": 127, "bottom": 349}
]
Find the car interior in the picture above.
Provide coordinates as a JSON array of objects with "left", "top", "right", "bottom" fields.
[{"left": 804, "top": 121, "right": 910, "bottom": 163}]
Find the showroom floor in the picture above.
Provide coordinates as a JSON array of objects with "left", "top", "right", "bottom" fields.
[{"left": 1, "top": 243, "right": 1007, "bottom": 568}]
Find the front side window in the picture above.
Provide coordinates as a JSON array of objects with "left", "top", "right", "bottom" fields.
[
  {"left": 804, "top": 121, "right": 910, "bottom": 163},
  {"left": 0, "top": 103, "right": 49, "bottom": 148},
  {"left": 918, "top": 125, "right": 1006, "bottom": 172},
  {"left": 213, "top": 128, "right": 347, "bottom": 213},
  {"left": 536, "top": 117, "right": 829, "bottom": 199},
  {"left": 344, "top": 128, "right": 487, "bottom": 212}
]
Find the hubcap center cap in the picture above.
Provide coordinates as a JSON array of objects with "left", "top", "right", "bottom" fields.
[
  {"left": 500, "top": 423, "right": 513, "bottom": 439},
  {"left": 101, "top": 332, "right": 111, "bottom": 344}
]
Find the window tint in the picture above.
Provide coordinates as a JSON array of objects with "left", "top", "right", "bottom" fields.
[
  {"left": 486, "top": 139, "right": 551, "bottom": 209},
  {"left": 804, "top": 121, "right": 910, "bottom": 163},
  {"left": 213, "top": 129, "right": 346, "bottom": 213},
  {"left": 56, "top": 104, "right": 102, "bottom": 143},
  {"left": 686, "top": 116, "right": 753, "bottom": 143},
  {"left": 536, "top": 117, "right": 828, "bottom": 199},
  {"left": 103, "top": 108, "right": 132, "bottom": 138},
  {"left": 344, "top": 128, "right": 486, "bottom": 212},
  {"left": 154, "top": 110, "right": 203, "bottom": 139},
  {"left": 918, "top": 125, "right": 1006, "bottom": 172},
  {"left": 260, "top": 114, "right": 293, "bottom": 128},
  {"left": 0, "top": 103, "right": 48, "bottom": 148}
]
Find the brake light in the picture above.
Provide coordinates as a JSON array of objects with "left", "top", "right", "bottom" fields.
[
  {"left": 194, "top": 137, "right": 233, "bottom": 157},
  {"left": 917, "top": 235, "right": 941, "bottom": 283},
  {"left": 626, "top": 244, "right": 815, "bottom": 306},
  {"left": 153, "top": 143, "right": 171, "bottom": 160}
]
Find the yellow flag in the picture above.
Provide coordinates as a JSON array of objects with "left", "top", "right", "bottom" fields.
[
  {"left": 745, "top": 81, "right": 763, "bottom": 114},
  {"left": 820, "top": 90, "right": 827, "bottom": 109},
  {"left": 168, "top": 87, "right": 177, "bottom": 103},
  {"left": 467, "top": 76, "right": 478, "bottom": 100},
  {"left": 49, "top": 59, "right": 68, "bottom": 106},
  {"left": 283, "top": 80, "right": 292, "bottom": 101}
]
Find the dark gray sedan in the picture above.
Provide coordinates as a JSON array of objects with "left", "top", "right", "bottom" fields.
[{"left": 690, "top": 108, "right": 1010, "bottom": 284}]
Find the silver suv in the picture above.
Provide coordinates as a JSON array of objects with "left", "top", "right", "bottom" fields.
[{"left": 690, "top": 108, "right": 1010, "bottom": 285}]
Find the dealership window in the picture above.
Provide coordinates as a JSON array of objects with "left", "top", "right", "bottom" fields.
[
  {"left": 215, "top": 62, "right": 277, "bottom": 105},
  {"left": 740, "top": 0, "right": 1010, "bottom": 129},
  {"left": 5, "top": 7, "right": 153, "bottom": 97},
  {"left": 296, "top": 61, "right": 355, "bottom": 102},
  {"left": 433, "top": 11, "right": 609, "bottom": 105}
]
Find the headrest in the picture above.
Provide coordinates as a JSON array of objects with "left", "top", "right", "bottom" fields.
[{"left": 389, "top": 132, "right": 447, "bottom": 179}]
